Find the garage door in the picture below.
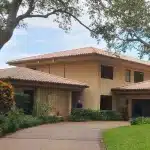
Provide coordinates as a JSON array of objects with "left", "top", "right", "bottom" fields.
[{"left": 132, "top": 99, "right": 150, "bottom": 117}]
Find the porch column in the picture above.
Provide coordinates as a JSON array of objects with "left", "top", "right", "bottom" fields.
[
  {"left": 68, "top": 92, "right": 72, "bottom": 114},
  {"left": 128, "top": 98, "right": 132, "bottom": 118},
  {"left": 112, "top": 94, "right": 117, "bottom": 111}
]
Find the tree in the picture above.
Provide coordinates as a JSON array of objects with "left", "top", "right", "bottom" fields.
[
  {"left": 0, "top": 0, "right": 95, "bottom": 50},
  {"left": 87, "top": 0, "right": 150, "bottom": 58}
]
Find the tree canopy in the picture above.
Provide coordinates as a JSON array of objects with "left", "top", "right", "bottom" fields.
[
  {"left": 0, "top": 0, "right": 93, "bottom": 50},
  {"left": 1, "top": 0, "right": 150, "bottom": 58},
  {"left": 87, "top": 0, "right": 150, "bottom": 58}
]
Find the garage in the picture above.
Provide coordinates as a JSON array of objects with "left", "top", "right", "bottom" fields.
[
  {"left": 132, "top": 99, "right": 150, "bottom": 117},
  {"left": 112, "top": 80, "right": 150, "bottom": 119}
]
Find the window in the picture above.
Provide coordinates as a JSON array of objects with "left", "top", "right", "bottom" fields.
[
  {"left": 134, "top": 71, "right": 144, "bottom": 83},
  {"left": 101, "top": 65, "right": 113, "bottom": 79},
  {"left": 100, "top": 95, "right": 112, "bottom": 110},
  {"left": 125, "top": 69, "right": 131, "bottom": 82}
]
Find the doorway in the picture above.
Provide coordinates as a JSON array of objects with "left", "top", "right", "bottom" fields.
[
  {"left": 71, "top": 91, "right": 82, "bottom": 109},
  {"left": 24, "top": 90, "right": 34, "bottom": 115}
]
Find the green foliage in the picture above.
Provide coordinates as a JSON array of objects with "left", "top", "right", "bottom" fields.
[
  {"left": 39, "top": 116, "right": 64, "bottom": 124},
  {"left": 68, "top": 109, "right": 123, "bottom": 122},
  {"left": 131, "top": 117, "right": 150, "bottom": 125},
  {"left": 88, "top": 0, "right": 150, "bottom": 58},
  {"left": 0, "top": 81, "right": 14, "bottom": 113},
  {"left": 0, "top": 108, "right": 64, "bottom": 137},
  {"left": 0, "top": 0, "right": 84, "bottom": 49},
  {"left": 35, "top": 100, "right": 51, "bottom": 117}
]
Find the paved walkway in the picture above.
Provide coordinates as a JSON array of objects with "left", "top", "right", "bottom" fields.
[{"left": 0, "top": 121, "right": 129, "bottom": 150}]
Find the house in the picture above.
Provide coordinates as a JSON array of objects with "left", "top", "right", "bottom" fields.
[{"left": 1, "top": 47, "right": 150, "bottom": 118}]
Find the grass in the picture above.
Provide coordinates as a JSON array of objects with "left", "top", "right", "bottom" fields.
[{"left": 103, "top": 125, "right": 150, "bottom": 150}]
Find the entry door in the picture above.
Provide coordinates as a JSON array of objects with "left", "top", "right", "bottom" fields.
[
  {"left": 24, "top": 90, "right": 34, "bottom": 115},
  {"left": 71, "top": 91, "right": 81, "bottom": 109}
]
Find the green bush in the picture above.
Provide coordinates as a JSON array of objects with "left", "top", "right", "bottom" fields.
[
  {"left": 39, "top": 115, "right": 64, "bottom": 123},
  {"left": 35, "top": 100, "right": 51, "bottom": 117},
  {"left": 0, "top": 108, "right": 64, "bottom": 137},
  {"left": 0, "top": 114, "right": 5, "bottom": 124},
  {"left": 131, "top": 117, "right": 150, "bottom": 125},
  {"left": 0, "top": 81, "right": 14, "bottom": 113},
  {"left": 19, "top": 115, "right": 43, "bottom": 128},
  {"left": 68, "top": 109, "right": 123, "bottom": 122}
]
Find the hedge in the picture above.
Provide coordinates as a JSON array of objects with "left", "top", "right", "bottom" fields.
[
  {"left": 131, "top": 117, "right": 150, "bottom": 125},
  {"left": 0, "top": 81, "right": 14, "bottom": 113},
  {"left": 0, "top": 108, "right": 64, "bottom": 137},
  {"left": 68, "top": 109, "right": 123, "bottom": 122}
]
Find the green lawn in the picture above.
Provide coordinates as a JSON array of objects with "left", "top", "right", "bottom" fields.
[{"left": 103, "top": 125, "right": 150, "bottom": 150}]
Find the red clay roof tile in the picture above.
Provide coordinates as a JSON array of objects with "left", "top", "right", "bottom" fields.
[
  {"left": 7, "top": 47, "right": 150, "bottom": 66},
  {"left": 0, "top": 67, "right": 88, "bottom": 87}
]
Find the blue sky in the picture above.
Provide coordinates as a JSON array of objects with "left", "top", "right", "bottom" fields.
[{"left": 0, "top": 17, "right": 141, "bottom": 68}]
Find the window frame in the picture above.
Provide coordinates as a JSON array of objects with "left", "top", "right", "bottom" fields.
[
  {"left": 101, "top": 65, "right": 114, "bottom": 80},
  {"left": 125, "top": 69, "right": 131, "bottom": 82},
  {"left": 134, "top": 71, "right": 144, "bottom": 83}
]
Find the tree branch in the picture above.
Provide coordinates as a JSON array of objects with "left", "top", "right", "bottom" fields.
[
  {"left": 26, "top": 9, "right": 95, "bottom": 34},
  {"left": 60, "top": 10, "right": 95, "bottom": 33},
  {"left": 16, "top": 0, "right": 35, "bottom": 23},
  {"left": 133, "top": 32, "right": 150, "bottom": 48}
]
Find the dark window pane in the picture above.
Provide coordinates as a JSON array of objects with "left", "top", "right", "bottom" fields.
[
  {"left": 134, "top": 71, "right": 144, "bottom": 83},
  {"left": 101, "top": 65, "right": 113, "bottom": 79},
  {"left": 100, "top": 95, "right": 112, "bottom": 110},
  {"left": 125, "top": 69, "right": 131, "bottom": 82}
]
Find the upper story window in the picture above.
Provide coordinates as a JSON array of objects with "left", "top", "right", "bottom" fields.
[
  {"left": 134, "top": 71, "right": 144, "bottom": 83},
  {"left": 125, "top": 69, "right": 131, "bottom": 82},
  {"left": 101, "top": 65, "right": 113, "bottom": 80}
]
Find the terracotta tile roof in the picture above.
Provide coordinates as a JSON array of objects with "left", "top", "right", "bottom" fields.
[
  {"left": 0, "top": 67, "right": 88, "bottom": 87},
  {"left": 112, "top": 80, "right": 150, "bottom": 90},
  {"left": 7, "top": 47, "right": 150, "bottom": 66}
]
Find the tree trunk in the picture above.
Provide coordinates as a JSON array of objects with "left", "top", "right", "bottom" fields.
[{"left": 0, "top": 29, "right": 13, "bottom": 50}]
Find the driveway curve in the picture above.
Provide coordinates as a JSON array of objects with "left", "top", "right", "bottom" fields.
[{"left": 0, "top": 121, "right": 129, "bottom": 150}]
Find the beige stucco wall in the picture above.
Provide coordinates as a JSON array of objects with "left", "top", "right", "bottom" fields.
[
  {"left": 36, "top": 61, "right": 100, "bottom": 109},
  {"left": 21, "top": 55, "right": 150, "bottom": 111},
  {"left": 35, "top": 87, "right": 71, "bottom": 117}
]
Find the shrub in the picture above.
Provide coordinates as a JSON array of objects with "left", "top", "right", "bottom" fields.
[
  {"left": 68, "top": 109, "right": 123, "bottom": 122},
  {"left": 131, "top": 117, "right": 150, "bottom": 125},
  {"left": 99, "top": 110, "right": 123, "bottom": 121},
  {"left": 19, "top": 115, "right": 43, "bottom": 128},
  {"left": 0, "top": 114, "right": 5, "bottom": 124},
  {"left": 0, "top": 81, "right": 14, "bottom": 113},
  {"left": 0, "top": 108, "right": 64, "bottom": 137},
  {"left": 39, "top": 115, "right": 64, "bottom": 123},
  {"left": 35, "top": 100, "right": 51, "bottom": 117}
]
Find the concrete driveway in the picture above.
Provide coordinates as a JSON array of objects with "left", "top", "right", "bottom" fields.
[{"left": 0, "top": 121, "right": 129, "bottom": 150}]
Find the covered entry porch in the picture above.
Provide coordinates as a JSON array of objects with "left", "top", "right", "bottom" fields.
[
  {"left": 112, "top": 81, "right": 150, "bottom": 119},
  {"left": 0, "top": 67, "right": 88, "bottom": 117}
]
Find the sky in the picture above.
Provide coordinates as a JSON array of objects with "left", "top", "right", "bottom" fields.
[{"left": 0, "top": 16, "right": 141, "bottom": 69}]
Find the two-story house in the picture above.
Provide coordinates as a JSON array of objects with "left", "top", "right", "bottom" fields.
[{"left": 1, "top": 47, "right": 150, "bottom": 118}]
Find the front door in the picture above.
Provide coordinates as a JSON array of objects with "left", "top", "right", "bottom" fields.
[
  {"left": 24, "top": 90, "right": 34, "bottom": 115},
  {"left": 71, "top": 91, "right": 82, "bottom": 109}
]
